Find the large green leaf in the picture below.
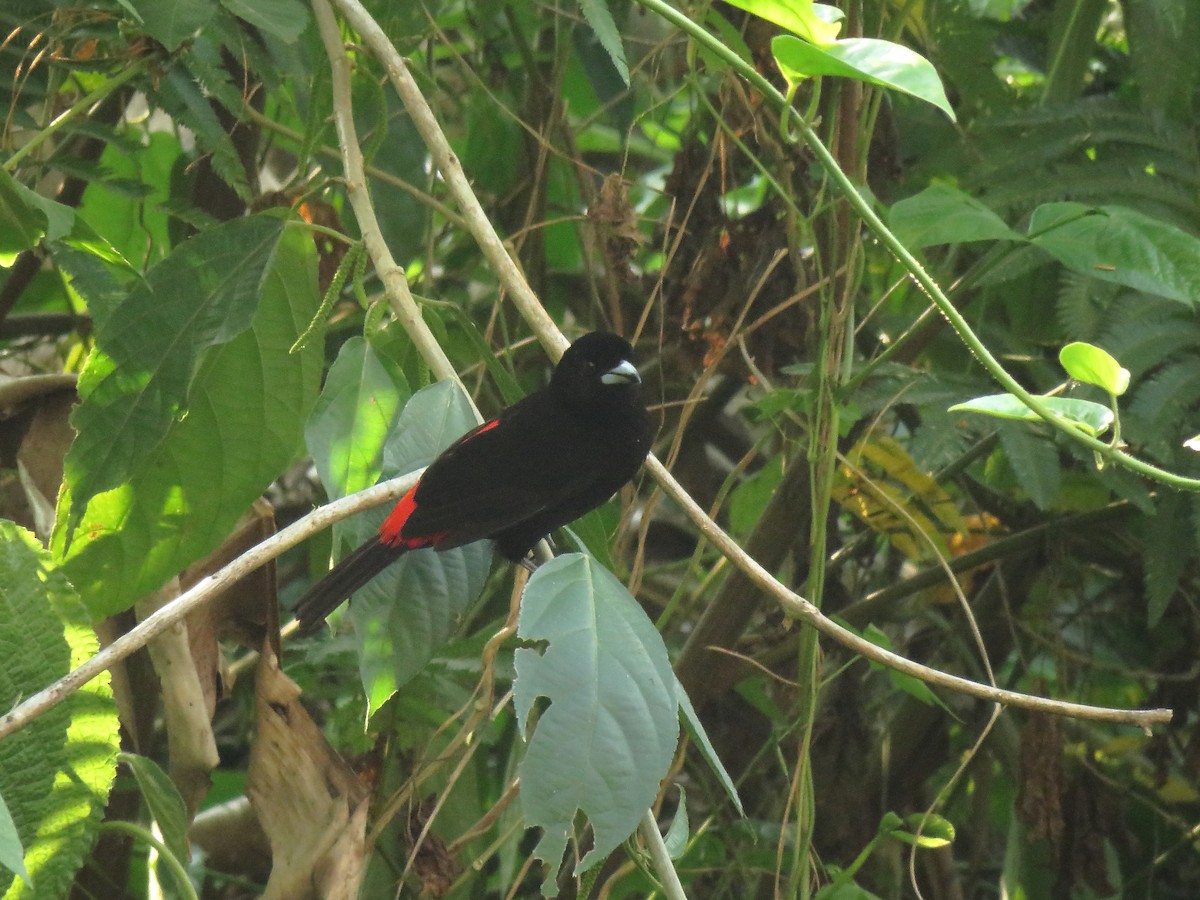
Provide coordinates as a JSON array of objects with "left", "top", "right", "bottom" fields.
[
  {"left": 62, "top": 215, "right": 290, "bottom": 539},
  {"left": 345, "top": 380, "right": 492, "bottom": 716},
  {"left": 773, "top": 35, "right": 956, "bottom": 121},
  {"left": 220, "top": 0, "right": 308, "bottom": 42},
  {"left": 514, "top": 554, "right": 678, "bottom": 895},
  {"left": 53, "top": 221, "right": 322, "bottom": 617},
  {"left": 305, "top": 337, "right": 410, "bottom": 499},
  {"left": 949, "top": 393, "right": 1114, "bottom": 437},
  {"left": 1028, "top": 202, "right": 1200, "bottom": 306},
  {"left": 721, "top": 0, "right": 841, "bottom": 44},
  {"left": 0, "top": 523, "right": 119, "bottom": 898},
  {"left": 888, "top": 183, "right": 1021, "bottom": 248}
]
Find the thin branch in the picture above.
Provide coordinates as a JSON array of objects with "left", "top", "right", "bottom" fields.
[
  {"left": 0, "top": 472, "right": 420, "bottom": 742},
  {"left": 327, "top": 0, "right": 568, "bottom": 360},
  {"left": 313, "top": 0, "right": 465, "bottom": 391},
  {"left": 639, "top": 809, "right": 688, "bottom": 900}
]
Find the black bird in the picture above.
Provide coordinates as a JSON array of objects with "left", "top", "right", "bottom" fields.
[{"left": 295, "top": 331, "right": 653, "bottom": 634}]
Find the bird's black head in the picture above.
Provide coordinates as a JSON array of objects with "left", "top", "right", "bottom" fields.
[{"left": 551, "top": 331, "right": 643, "bottom": 415}]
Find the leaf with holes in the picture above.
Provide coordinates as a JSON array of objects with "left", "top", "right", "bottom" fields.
[{"left": 515, "top": 554, "right": 678, "bottom": 895}]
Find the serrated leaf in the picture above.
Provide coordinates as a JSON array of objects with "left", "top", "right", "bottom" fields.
[
  {"left": 0, "top": 793, "right": 27, "bottom": 885},
  {"left": 662, "top": 786, "right": 689, "bottom": 859},
  {"left": 1058, "top": 342, "right": 1130, "bottom": 396},
  {"left": 677, "top": 678, "right": 744, "bottom": 816},
  {"left": 220, "top": 0, "right": 308, "bottom": 42},
  {"left": 721, "top": 0, "right": 841, "bottom": 44},
  {"left": 949, "top": 393, "right": 1114, "bottom": 437},
  {"left": 995, "top": 423, "right": 1061, "bottom": 511},
  {"left": 61, "top": 215, "right": 289, "bottom": 541},
  {"left": 116, "top": 753, "right": 189, "bottom": 896},
  {"left": 54, "top": 221, "right": 323, "bottom": 617},
  {"left": 154, "top": 67, "right": 250, "bottom": 201},
  {"left": 1029, "top": 203, "right": 1200, "bottom": 306},
  {"left": 127, "top": 0, "right": 217, "bottom": 48},
  {"left": 306, "top": 337, "right": 411, "bottom": 499},
  {"left": 0, "top": 522, "right": 119, "bottom": 898},
  {"left": 773, "top": 35, "right": 956, "bottom": 121},
  {"left": 348, "top": 381, "right": 491, "bottom": 715},
  {"left": 515, "top": 554, "right": 678, "bottom": 895},
  {"left": 888, "top": 183, "right": 1020, "bottom": 248},
  {"left": 579, "top": 0, "right": 630, "bottom": 86},
  {"left": 1142, "top": 491, "right": 1187, "bottom": 627},
  {"left": 0, "top": 168, "right": 48, "bottom": 267}
]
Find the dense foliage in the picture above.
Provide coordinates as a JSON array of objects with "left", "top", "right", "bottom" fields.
[{"left": 0, "top": 0, "right": 1198, "bottom": 897}]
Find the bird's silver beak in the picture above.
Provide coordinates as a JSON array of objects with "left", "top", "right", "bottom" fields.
[{"left": 601, "top": 359, "right": 641, "bottom": 385}]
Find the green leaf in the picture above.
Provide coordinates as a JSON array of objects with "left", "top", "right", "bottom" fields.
[
  {"left": 54, "top": 220, "right": 323, "bottom": 617},
  {"left": 662, "top": 786, "right": 689, "bottom": 859},
  {"left": 0, "top": 792, "right": 27, "bottom": 885},
  {"left": 305, "top": 337, "right": 411, "bottom": 499},
  {"left": 579, "top": 0, "right": 630, "bottom": 87},
  {"left": 996, "top": 423, "right": 1061, "bottom": 511},
  {"left": 1029, "top": 203, "right": 1200, "bottom": 306},
  {"left": 721, "top": 0, "right": 841, "bottom": 44},
  {"left": 1059, "top": 342, "right": 1129, "bottom": 396},
  {"left": 0, "top": 522, "right": 119, "bottom": 898},
  {"left": 1142, "top": 492, "right": 1188, "bottom": 627},
  {"left": 127, "top": 0, "right": 217, "bottom": 48},
  {"left": 730, "top": 456, "right": 783, "bottom": 535},
  {"left": 0, "top": 168, "right": 48, "bottom": 267},
  {"left": 515, "top": 554, "right": 678, "bottom": 895},
  {"left": 220, "top": 0, "right": 308, "bottom": 42},
  {"left": 154, "top": 67, "right": 250, "bottom": 202},
  {"left": 349, "top": 381, "right": 491, "bottom": 716},
  {"left": 893, "top": 813, "right": 956, "bottom": 848},
  {"left": 61, "top": 215, "right": 289, "bottom": 540},
  {"left": 888, "top": 183, "right": 1021, "bottom": 248},
  {"left": 772, "top": 35, "right": 956, "bottom": 121},
  {"left": 677, "top": 677, "right": 744, "bottom": 816},
  {"left": 116, "top": 753, "right": 189, "bottom": 895},
  {"left": 949, "top": 393, "right": 1114, "bottom": 437}
]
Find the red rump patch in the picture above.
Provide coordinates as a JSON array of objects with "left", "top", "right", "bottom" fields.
[
  {"left": 468, "top": 418, "right": 501, "bottom": 439},
  {"left": 379, "top": 484, "right": 444, "bottom": 549}
]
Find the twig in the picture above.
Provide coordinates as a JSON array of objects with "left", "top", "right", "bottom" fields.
[
  {"left": 0, "top": 472, "right": 419, "bottom": 742},
  {"left": 327, "top": 0, "right": 568, "bottom": 360},
  {"left": 313, "top": 0, "right": 465, "bottom": 392},
  {"left": 639, "top": 809, "right": 688, "bottom": 900}
]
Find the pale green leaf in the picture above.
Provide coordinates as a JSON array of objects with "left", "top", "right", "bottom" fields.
[
  {"left": 1059, "top": 342, "right": 1130, "bottom": 396},
  {"left": 677, "top": 676, "right": 744, "bottom": 816},
  {"left": 0, "top": 793, "right": 26, "bottom": 885},
  {"left": 773, "top": 35, "right": 956, "bottom": 121},
  {"left": 306, "top": 337, "right": 410, "bottom": 499},
  {"left": 721, "top": 0, "right": 840, "bottom": 44},
  {"left": 949, "top": 393, "right": 1114, "bottom": 437},
  {"left": 515, "top": 554, "right": 678, "bottom": 895},
  {"left": 348, "top": 381, "right": 491, "bottom": 716},
  {"left": 889, "top": 183, "right": 1020, "bottom": 248},
  {"left": 662, "top": 786, "right": 689, "bottom": 859}
]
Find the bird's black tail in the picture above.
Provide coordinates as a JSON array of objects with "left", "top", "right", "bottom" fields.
[{"left": 294, "top": 537, "right": 405, "bottom": 635}]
